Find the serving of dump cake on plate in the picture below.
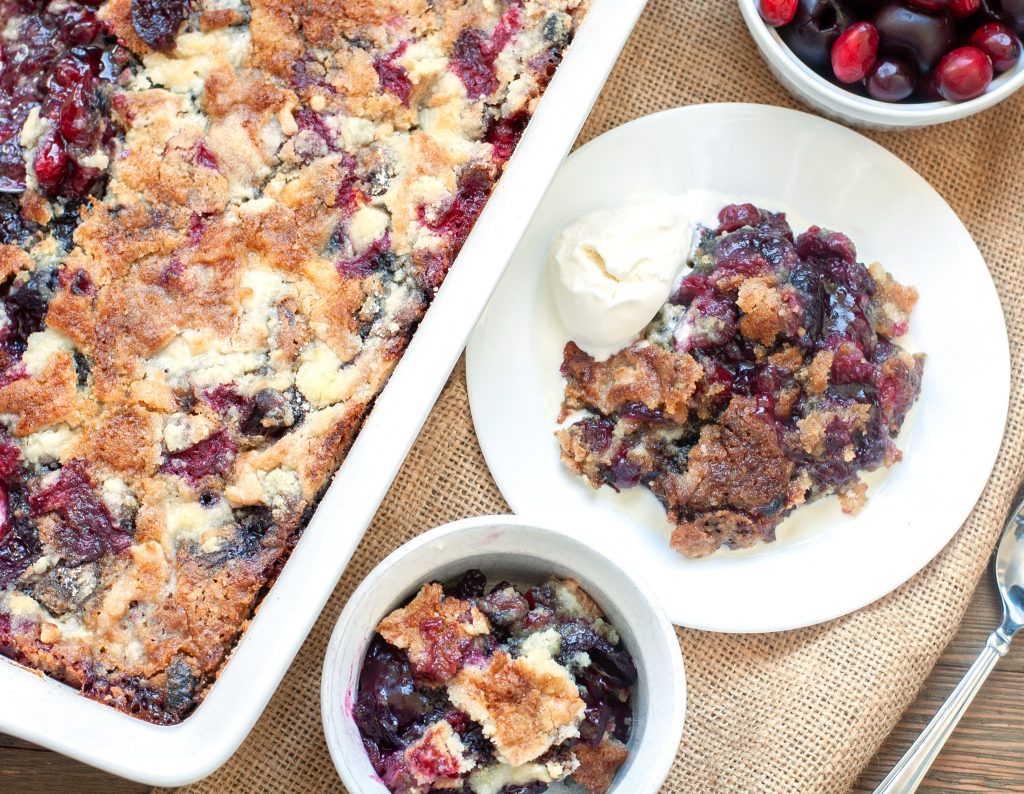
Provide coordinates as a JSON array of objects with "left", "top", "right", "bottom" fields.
[
  {"left": 0, "top": 0, "right": 588, "bottom": 722},
  {"left": 356, "top": 571, "right": 637, "bottom": 794},
  {"left": 558, "top": 204, "right": 925, "bottom": 558}
]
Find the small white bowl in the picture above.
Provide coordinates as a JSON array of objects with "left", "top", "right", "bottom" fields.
[
  {"left": 321, "top": 515, "right": 685, "bottom": 794},
  {"left": 737, "top": 0, "right": 1024, "bottom": 128}
]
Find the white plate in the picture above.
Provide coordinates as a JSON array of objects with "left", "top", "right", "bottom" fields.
[{"left": 467, "top": 103, "right": 1010, "bottom": 633}]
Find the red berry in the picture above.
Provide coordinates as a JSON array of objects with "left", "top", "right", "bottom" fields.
[
  {"left": 759, "top": 0, "right": 798, "bottom": 27},
  {"left": 949, "top": 0, "right": 981, "bottom": 17},
  {"left": 970, "top": 22, "right": 1022, "bottom": 72},
  {"left": 831, "top": 22, "right": 880, "bottom": 84},
  {"left": 33, "top": 135, "right": 69, "bottom": 195},
  {"left": 904, "top": 0, "right": 950, "bottom": 10},
  {"left": 58, "top": 86, "right": 96, "bottom": 146},
  {"left": 934, "top": 46, "right": 994, "bottom": 101}
]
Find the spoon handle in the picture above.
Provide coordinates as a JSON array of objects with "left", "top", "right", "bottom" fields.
[{"left": 873, "top": 629, "right": 1012, "bottom": 794}]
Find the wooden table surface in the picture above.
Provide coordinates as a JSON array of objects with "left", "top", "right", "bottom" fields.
[{"left": 1, "top": 578, "right": 1021, "bottom": 794}]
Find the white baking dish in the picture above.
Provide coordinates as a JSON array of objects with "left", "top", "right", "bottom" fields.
[{"left": 0, "top": 1, "right": 648, "bottom": 786}]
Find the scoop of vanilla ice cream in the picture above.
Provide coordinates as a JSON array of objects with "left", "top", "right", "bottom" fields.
[{"left": 550, "top": 199, "right": 693, "bottom": 360}]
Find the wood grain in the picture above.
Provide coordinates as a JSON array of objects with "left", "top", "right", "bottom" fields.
[{"left": 1, "top": 580, "right": 1021, "bottom": 793}]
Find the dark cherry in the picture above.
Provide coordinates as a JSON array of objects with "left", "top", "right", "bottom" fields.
[
  {"left": 419, "top": 165, "right": 492, "bottom": 250},
  {"left": 832, "top": 21, "right": 880, "bottom": 82},
  {"left": 865, "top": 55, "right": 918, "bottom": 98},
  {"left": 872, "top": 2, "right": 956, "bottom": 73},
  {"left": 760, "top": 0, "right": 800, "bottom": 26},
  {"left": 934, "top": 45, "right": 994, "bottom": 98},
  {"left": 130, "top": 0, "right": 190, "bottom": 52},
  {"left": 970, "top": 21, "right": 1022, "bottom": 70},
  {"left": 715, "top": 203, "right": 761, "bottom": 234},
  {"left": 780, "top": 0, "right": 855, "bottom": 70}
]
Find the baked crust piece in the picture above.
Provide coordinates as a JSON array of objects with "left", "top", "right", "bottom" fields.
[
  {"left": 558, "top": 206, "right": 925, "bottom": 558},
  {"left": 448, "top": 646, "right": 585, "bottom": 766},
  {"left": 377, "top": 583, "right": 490, "bottom": 684},
  {"left": 0, "top": 0, "right": 589, "bottom": 722}
]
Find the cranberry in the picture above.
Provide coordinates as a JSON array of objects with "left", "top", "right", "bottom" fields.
[
  {"left": 780, "top": 0, "right": 855, "bottom": 70},
  {"left": 865, "top": 55, "right": 917, "bottom": 99},
  {"left": 949, "top": 0, "right": 981, "bottom": 15},
  {"left": 934, "top": 45, "right": 994, "bottom": 99},
  {"left": 760, "top": 0, "right": 800, "bottom": 26},
  {"left": 832, "top": 21, "right": 880, "bottom": 82},
  {"left": 33, "top": 135, "right": 69, "bottom": 196},
  {"left": 872, "top": 2, "right": 956, "bottom": 73},
  {"left": 970, "top": 22, "right": 1022, "bottom": 70}
]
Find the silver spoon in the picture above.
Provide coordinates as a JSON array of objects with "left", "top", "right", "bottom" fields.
[{"left": 874, "top": 490, "right": 1024, "bottom": 793}]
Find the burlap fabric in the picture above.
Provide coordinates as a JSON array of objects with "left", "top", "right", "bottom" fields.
[{"left": 162, "top": 1, "right": 1024, "bottom": 792}]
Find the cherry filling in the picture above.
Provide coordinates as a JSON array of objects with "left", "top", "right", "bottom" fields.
[
  {"left": 419, "top": 166, "right": 493, "bottom": 251},
  {"left": 0, "top": 267, "right": 58, "bottom": 382},
  {"left": 374, "top": 41, "right": 412, "bottom": 105},
  {"left": 484, "top": 109, "right": 530, "bottom": 162},
  {"left": 161, "top": 429, "right": 237, "bottom": 484},
  {"left": 30, "top": 460, "right": 130, "bottom": 565},
  {"left": 450, "top": 6, "right": 522, "bottom": 98},
  {"left": 0, "top": 0, "right": 129, "bottom": 206},
  {"left": 130, "top": 0, "right": 190, "bottom": 52}
]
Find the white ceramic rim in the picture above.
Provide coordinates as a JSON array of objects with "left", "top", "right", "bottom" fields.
[
  {"left": 0, "top": 1, "right": 650, "bottom": 786},
  {"left": 321, "top": 515, "right": 687, "bottom": 794},
  {"left": 466, "top": 102, "right": 1011, "bottom": 632},
  {"left": 737, "top": 0, "right": 1024, "bottom": 127}
]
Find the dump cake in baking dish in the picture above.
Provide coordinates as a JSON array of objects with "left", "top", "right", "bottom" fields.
[
  {"left": 0, "top": 0, "right": 589, "bottom": 723},
  {"left": 356, "top": 572, "right": 637, "bottom": 794},
  {"left": 557, "top": 204, "right": 925, "bottom": 558}
]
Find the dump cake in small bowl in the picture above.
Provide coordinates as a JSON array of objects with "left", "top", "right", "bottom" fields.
[{"left": 321, "top": 516, "right": 685, "bottom": 794}]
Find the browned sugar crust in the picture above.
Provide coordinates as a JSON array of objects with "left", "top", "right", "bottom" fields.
[{"left": 0, "top": 0, "right": 589, "bottom": 723}]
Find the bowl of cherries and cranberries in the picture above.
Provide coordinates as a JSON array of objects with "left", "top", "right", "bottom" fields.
[
  {"left": 739, "top": 0, "right": 1024, "bottom": 126},
  {"left": 320, "top": 516, "right": 686, "bottom": 794}
]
